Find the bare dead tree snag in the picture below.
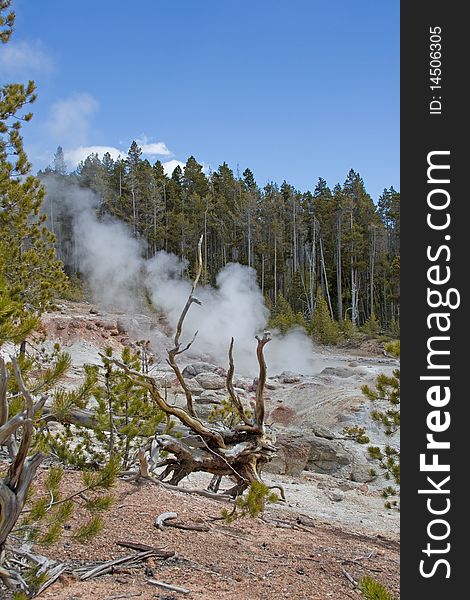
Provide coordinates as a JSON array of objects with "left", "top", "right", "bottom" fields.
[
  {"left": 226, "top": 338, "right": 252, "bottom": 427},
  {"left": 113, "top": 238, "right": 282, "bottom": 499},
  {"left": 254, "top": 331, "right": 271, "bottom": 432},
  {"left": 166, "top": 234, "right": 203, "bottom": 418},
  {"left": 0, "top": 358, "right": 46, "bottom": 580}
]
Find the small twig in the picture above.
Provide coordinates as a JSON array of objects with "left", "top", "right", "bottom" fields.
[
  {"left": 104, "top": 594, "right": 143, "bottom": 600},
  {"left": 116, "top": 541, "right": 174, "bottom": 556},
  {"left": 342, "top": 568, "right": 358, "bottom": 587},
  {"left": 146, "top": 578, "right": 191, "bottom": 594},
  {"left": 354, "top": 550, "right": 375, "bottom": 561},
  {"left": 166, "top": 521, "right": 210, "bottom": 532},
  {"left": 141, "top": 473, "right": 233, "bottom": 501}
]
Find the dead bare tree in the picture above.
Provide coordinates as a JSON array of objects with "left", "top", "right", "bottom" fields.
[
  {"left": 114, "top": 236, "right": 283, "bottom": 499},
  {"left": 0, "top": 357, "right": 47, "bottom": 588}
]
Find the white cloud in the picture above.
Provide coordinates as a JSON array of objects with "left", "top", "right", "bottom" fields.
[
  {"left": 47, "top": 93, "right": 98, "bottom": 145},
  {"left": 140, "top": 142, "right": 172, "bottom": 156},
  {"left": 162, "top": 159, "right": 185, "bottom": 175},
  {"left": 135, "top": 136, "right": 173, "bottom": 156},
  {"left": 0, "top": 40, "right": 54, "bottom": 74},
  {"left": 64, "top": 145, "right": 126, "bottom": 168}
]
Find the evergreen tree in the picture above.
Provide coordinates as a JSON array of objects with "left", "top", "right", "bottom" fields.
[
  {"left": 310, "top": 289, "right": 340, "bottom": 345},
  {"left": 53, "top": 145, "right": 67, "bottom": 176},
  {"left": 0, "top": 1, "right": 66, "bottom": 324}
]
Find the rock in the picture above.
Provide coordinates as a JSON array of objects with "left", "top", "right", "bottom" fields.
[
  {"left": 317, "top": 478, "right": 358, "bottom": 492},
  {"left": 278, "top": 371, "right": 302, "bottom": 384},
  {"left": 233, "top": 377, "right": 253, "bottom": 391},
  {"left": 310, "top": 424, "right": 336, "bottom": 440},
  {"left": 182, "top": 362, "right": 226, "bottom": 378},
  {"left": 195, "top": 372, "right": 226, "bottom": 390},
  {"left": 89, "top": 308, "right": 99, "bottom": 314},
  {"left": 306, "top": 436, "right": 350, "bottom": 474},
  {"left": 265, "top": 435, "right": 311, "bottom": 476},
  {"left": 319, "top": 367, "right": 355, "bottom": 378},
  {"left": 194, "top": 403, "right": 219, "bottom": 420},
  {"left": 197, "top": 390, "right": 224, "bottom": 404},
  {"left": 116, "top": 319, "right": 127, "bottom": 334},
  {"left": 104, "top": 322, "right": 116, "bottom": 331},
  {"left": 185, "top": 379, "right": 203, "bottom": 394},
  {"left": 251, "top": 377, "right": 279, "bottom": 391},
  {"left": 342, "top": 441, "right": 376, "bottom": 483},
  {"left": 265, "top": 431, "right": 351, "bottom": 478},
  {"left": 326, "top": 489, "right": 345, "bottom": 502},
  {"left": 269, "top": 405, "right": 296, "bottom": 426}
]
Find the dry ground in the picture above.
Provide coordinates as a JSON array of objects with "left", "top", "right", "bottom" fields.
[{"left": 30, "top": 469, "right": 399, "bottom": 600}]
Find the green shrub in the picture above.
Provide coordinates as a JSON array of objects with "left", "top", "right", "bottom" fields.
[
  {"left": 221, "top": 481, "right": 279, "bottom": 522},
  {"left": 339, "top": 315, "right": 358, "bottom": 340},
  {"left": 358, "top": 576, "right": 397, "bottom": 600},
  {"left": 361, "top": 313, "right": 381, "bottom": 337},
  {"left": 269, "top": 293, "right": 308, "bottom": 333},
  {"left": 310, "top": 290, "right": 340, "bottom": 345}
]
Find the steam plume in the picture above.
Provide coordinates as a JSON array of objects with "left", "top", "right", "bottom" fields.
[{"left": 43, "top": 177, "right": 320, "bottom": 376}]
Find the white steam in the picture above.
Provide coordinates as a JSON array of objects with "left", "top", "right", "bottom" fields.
[{"left": 43, "top": 178, "right": 320, "bottom": 376}]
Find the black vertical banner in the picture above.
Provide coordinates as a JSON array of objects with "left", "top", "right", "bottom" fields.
[{"left": 401, "top": 3, "right": 466, "bottom": 598}]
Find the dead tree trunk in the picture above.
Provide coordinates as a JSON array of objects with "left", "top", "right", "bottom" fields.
[
  {"left": 113, "top": 237, "right": 282, "bottom": 499},
  {"left": 0, "top": 358, "right": 46, "bottom": 585}
]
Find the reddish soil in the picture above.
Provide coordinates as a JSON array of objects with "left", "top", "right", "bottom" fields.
[{"left": 29, "top": 469, "right": 399, "bottom": 600}]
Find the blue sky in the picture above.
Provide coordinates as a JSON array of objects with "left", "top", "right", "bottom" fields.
[{"left": 2, "top": 0, "right": 399, "bottom": 200}]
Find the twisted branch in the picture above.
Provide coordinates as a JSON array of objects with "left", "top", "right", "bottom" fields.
[
  {"left": 108, "top": 357, "right": 225, "bottom": 448},
  {"left": 254, "top": 331, "right": 271, "bottom": 432},
  {"left": 167, "top": 234, "right": 204, "bottom": 417},
  {"left": 226, "top": 338, "right": 252, "bottom": 426}
]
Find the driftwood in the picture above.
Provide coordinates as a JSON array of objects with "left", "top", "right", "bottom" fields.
[
  {"left": 154, "top": 511, "right": 209, "bottom": 532},
  {"left": 155, "top": 511, "right": 178, "bottom": 530},
  {"left": 110, "top": 236, "right": 283, "bottom": 500}
]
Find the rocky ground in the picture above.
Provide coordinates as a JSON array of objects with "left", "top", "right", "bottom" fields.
[{"left": 6, "top": 300, "right": 400, "bottom": 599}]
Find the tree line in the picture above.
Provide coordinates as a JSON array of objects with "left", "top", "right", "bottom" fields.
[{"left": 40, "top": 144, "right": 400, "bottom": 332}]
